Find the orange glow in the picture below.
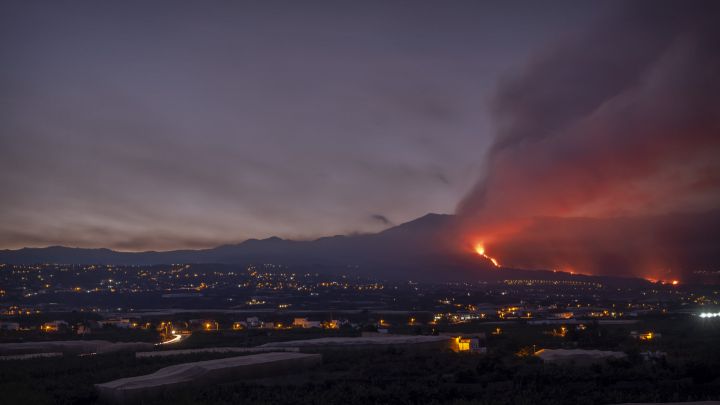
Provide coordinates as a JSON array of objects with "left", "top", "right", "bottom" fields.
[
  {"left": 645, "top": 277, "right": 680, "bottom": 286},
  {"left": 474, "top": 243, "right": 500, "bottom": 267}
]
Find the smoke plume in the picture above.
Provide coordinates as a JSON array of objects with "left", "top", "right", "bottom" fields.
[{"left": 457, "top": 1, "right": 720, "bottom": 280}]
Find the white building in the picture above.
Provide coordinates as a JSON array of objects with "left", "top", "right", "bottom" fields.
[
  {"left": 293, "top": 318, "right": 321, "bottom": 328},
  {"left": 98, "top": 319, "right": 131, "bottom": 329}
]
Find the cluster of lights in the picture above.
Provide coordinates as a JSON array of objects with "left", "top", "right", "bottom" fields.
[
  {"left": 503, "top": 279, "right": 603, "bottom": 288},
  {"left": 699, "top": 312, "right": 720, "bottom": 318}
]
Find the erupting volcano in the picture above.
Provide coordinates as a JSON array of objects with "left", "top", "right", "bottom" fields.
[
  {"left": 456, "top": 1, "right": 720, "bottom": 281},
  {"left": 474, "top": 243, "right": 500, "bottom": 268}
]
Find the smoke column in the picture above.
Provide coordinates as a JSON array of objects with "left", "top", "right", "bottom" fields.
[{"left": 457, "top": 1, "right": 720, "bottom": 280}]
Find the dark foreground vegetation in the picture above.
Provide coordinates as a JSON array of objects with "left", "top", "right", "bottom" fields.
[
  {"left": 151, "top": 348, "right": 720, "bottom": 405},
  {"left": 0, "top": 317, "right": 719, "bottom": 404}
]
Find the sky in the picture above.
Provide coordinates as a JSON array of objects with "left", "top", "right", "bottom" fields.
[{"left": 0, "top": 0, "right": 610, "bottom": 251}]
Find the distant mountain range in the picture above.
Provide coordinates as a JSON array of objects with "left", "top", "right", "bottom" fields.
[
  {"left": 0, "top": 213, "right": 651, "bottom": 285},
  {"left": 0, "top": 214, "right": 465, "bottom": 278}
]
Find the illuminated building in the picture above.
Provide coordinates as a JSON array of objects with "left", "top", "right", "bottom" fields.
[
  {"left": 293, "top": 318, "right": 321, "bottom": 328},
  {"left": 453, "top": 336, "right": 487, "bottom": 353},
  {"left": 40, "top": 320, "right": 68, "bottom": 332},
  {"left": 202, "top": 321, "right": 219, "bottom": 331},
  {"left": 322, "top": 320, "right": 339, "bottom": 329},
  {"left": 631, "top": 331, "right": 661, "bottom": 340}
]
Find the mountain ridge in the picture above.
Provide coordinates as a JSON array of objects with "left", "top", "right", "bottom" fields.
[
  {"left": 0, "top": 212, "right": 679, "bottom": 286},
  {"left": 0, "top": 213, "right": 476, "bottom": 280}
]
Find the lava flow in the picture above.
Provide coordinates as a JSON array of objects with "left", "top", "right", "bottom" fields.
[{"left": 474, "top": 244, "right": 500, "bottom": 268}]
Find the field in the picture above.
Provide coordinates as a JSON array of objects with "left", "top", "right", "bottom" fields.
[{"left": 1, "top": 316, "right": 719, "bottom": 404}]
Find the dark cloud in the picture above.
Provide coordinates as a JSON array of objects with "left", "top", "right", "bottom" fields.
[
  {"left": 457, "top": 0, "right": 720, "bottom": 280},
  {"left": 370, "top": 214, "right": 393, "bottom": 227}
]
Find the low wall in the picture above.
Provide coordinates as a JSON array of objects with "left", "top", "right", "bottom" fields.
[
  {"left": 0, "top": 352, "right": 63, "bottom": 361},
  {"left": 96, "top": 352, "right": 321, "bottom": 403},
  {"left": 538, "top": 349, "right": 626, "bottom": 365},
  {"left": 0, "top": 340, "right": 153, "bottom": 355},
  {"left": 259, "top": 335, "right": 453, "bottom": 353},
  {"left": 136, "top": 346, "right": 298, "bottom": 358}
]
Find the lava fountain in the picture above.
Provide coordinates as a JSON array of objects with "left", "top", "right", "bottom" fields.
[{"left": 474, "top": 243, "right": 500, "bottom": 268}]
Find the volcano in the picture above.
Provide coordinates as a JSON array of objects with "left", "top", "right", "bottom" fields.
[
  {"left": 1, "top": 211, "right": 717, "bottom": 284},
  {"left": 0, "top": 214, "right": 490, "bottom": 281}
]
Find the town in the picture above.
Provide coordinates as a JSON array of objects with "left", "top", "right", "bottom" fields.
[{"left": 1, "top": 262, "right": 720, "bottom": 403}]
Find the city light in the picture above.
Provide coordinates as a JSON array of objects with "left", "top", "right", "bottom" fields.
[
  {"left": 699, "top": 312, "right": 720, "bottom": 318},
  {"left": 158, "top": 330, "right": 182, "bottom": 345}
]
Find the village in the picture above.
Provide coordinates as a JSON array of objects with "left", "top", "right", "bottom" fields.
[
  {"left": 1, "top": 304, "right": 718, "bottom": 403},
  {"left": 2, "top": 263, "right": 719, "bottom": 403}
]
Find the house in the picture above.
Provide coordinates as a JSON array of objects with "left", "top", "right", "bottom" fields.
[
  {"left": 41, "top": 320, "right": 68, "bottom": 332},
  {"left": 246, "top": 317, "right": 262, "bottom": 328},
  {"left": 189, "top": 319, "right": 219, "bottom": 331},
  {"left": 98, "top": 318, "right": 132, "bottom": 328},
  {"left": 232, "top": 321, "right": 246, "bottom": 330},
  {"left": 201, "top": 321, "right": 219, "bottom": 331},
  {"left": 322, "top": 320, "right": 339, "bottom": 329},
  {"left": 630, "top": 331, "right": 661, "bottom": 340},
  {"left": 293, "top": 318, "right": 321, "bottom": 328},
  {"left": 549, "top": 311, "right": 574, "bottom": 319},
  {"left": 453, "top": 335, "right": 487, "bottom": 353}
]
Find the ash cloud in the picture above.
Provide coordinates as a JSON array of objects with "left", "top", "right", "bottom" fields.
[
  {"left": 371, "top": 214, "right": 394, "bottom": 227},
  {"left": 457, "top": 1, "right": 720, "bottom": 280}
]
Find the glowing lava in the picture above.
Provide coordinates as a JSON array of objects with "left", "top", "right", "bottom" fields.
[
  {"left": 644, "top": 277, "right": 680, "bottom": 286},
  {"left": 474, "top": 244, "right": 500, "bottom": 267}
]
